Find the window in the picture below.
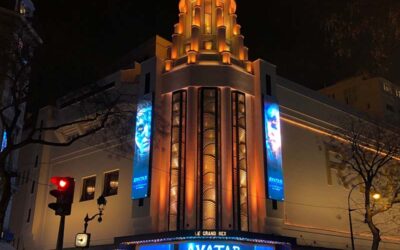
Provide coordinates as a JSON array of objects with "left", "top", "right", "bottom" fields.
[
  {"left": 272, "top": 200, "right": 278, "bottom": 210},
  {"left": 20, "top": 5, "right": 26, "bottom": 15},
  {"left": 103, "top": 170, "right": 119, "bottom": 197},
  {"left": 383, "top": 82, "right": 392, "bottom": 93},
  {"left": 232, "top": 92, "right": 249, "bottom": 231},
  {"left": 168, "top": 91, "right": 187, "bottom": 231},
  {"left": 81, "top": 176, "right": 96, "bottom": 201},
  {"left": 30, "top": 181, "right": 35, "bottom": 194},
  {"left": 198, "top": 88, "right": 221, "bottom": 230},
  {"left": 144, "top": 73, "right": 151, "bottom": 94},
  {"left": 138, "top": 198, "right": 144, "bottom": 207},
  {"left": 396, "top": 89, "right": 400, "bottom": 98},
  {"left": 26, "top": 208, "right": 31, "bottom": 223},
  {"left": 34, "top": 155, "right": 39, "bottom": 168}
]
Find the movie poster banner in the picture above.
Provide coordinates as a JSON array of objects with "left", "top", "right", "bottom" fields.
[
  {"left": 132, "top": 94, "right": 153, "bottom": 199},
  {"left": 264, "top": 100, "right": 285, "bottom": 201}
]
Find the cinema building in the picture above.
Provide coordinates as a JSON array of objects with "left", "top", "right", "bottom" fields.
[{"left": 8, "top": 0, "right": 400, "bottom": 249}]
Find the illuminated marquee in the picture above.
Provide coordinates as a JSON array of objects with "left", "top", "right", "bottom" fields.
[
  {"left": 132, "top": 95, "right": 153, "bottom": 199},
  {"left": 139, "top": 242, "right": 274, "bottom": 250},
  {"left": 264, "top": 101, "right": 284, "bottom": 201}
]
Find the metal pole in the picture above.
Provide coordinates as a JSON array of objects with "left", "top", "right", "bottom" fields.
[
  {"left": 348, "top": 183, "right": 362, "bottom": 250},
  {"left": 56, "top": 215, "right": 65, "bottom": 250},
  {"left": 348, "top": 207, "right": 355, "bottom": 250}
]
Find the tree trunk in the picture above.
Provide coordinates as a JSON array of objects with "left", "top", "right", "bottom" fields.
[
  {"left": 364, "top": 185, "right": 381, "bottom": 250},
  {"left": 0, "top": 173, "right": 12, "bottom": 234},
  {"left": 371, "top": 234, "right": 381, "bottom": 250}
]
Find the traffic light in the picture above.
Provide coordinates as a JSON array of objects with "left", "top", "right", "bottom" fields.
[{"left": 48, "top": 177, "right": 75, "bottom": 216}]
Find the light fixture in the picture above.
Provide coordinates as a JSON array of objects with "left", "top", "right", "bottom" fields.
[
  {"left": 204, "top": 41, "right": 213, "bottom": 50},
  {"left": 221, "top": 51, "right": 231, "bottom": 64},
  {"left": 86, "top": 186, "right": 95, "bottom": 195},
  {"left": 165, "top": 60, "right": 173, "bottom": 72},
  {"left": 110, "top": 181, "right": 118, "bottom": 190},
  {"left": 372, "top": 193, "right": 381, "bottom": 200},
  {"left": 187, "top": 50, "right": 197, "bottom": 64}
]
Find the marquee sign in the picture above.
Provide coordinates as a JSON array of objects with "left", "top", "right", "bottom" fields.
[
  {"left": 132, "top": 94, "right": 153, "bottom": 199},
  {"left": 139, "top": 241, "right": 274, "bottom": 250},
  {"left": 180, "top": 242, "right": 274, "bottom": 250}
]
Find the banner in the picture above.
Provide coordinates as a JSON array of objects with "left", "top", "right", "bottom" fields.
[
  {"left": 132, "top": 95, "right": 153, "bottom": 199},
  {"left": 264, "top": 101, "right": 284, "bottom": 201},
  {"left": 1, "top": 131, "right": 7, "bottom": 152}
]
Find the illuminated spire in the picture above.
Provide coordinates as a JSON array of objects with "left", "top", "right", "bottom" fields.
[{"left": 165, "top": 0, "right": 252, "bottom": 73}]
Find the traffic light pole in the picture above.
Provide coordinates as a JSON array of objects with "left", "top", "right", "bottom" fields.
[{"left": 56, "top": 215, "right": 65, "bottom": 250}]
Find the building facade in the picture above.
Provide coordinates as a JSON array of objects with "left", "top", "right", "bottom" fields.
[
  {"left": 320, "top": 76, "right": 400, "bottom": 123},
  {"left": 0, "top": 0, "right": 41, "bottom": 244},
  {"left": 8, "top": 1, "right": 400, "bottom": 250}
]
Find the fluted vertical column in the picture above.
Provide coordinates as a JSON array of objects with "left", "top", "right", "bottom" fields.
[
  {"left": 193, "top": 6, "right": 201, "bottom": 27},
  {"left": 217, "top": 26, "right": 227, "bottom": 52},
  {"left": 216, "top": 7, "right": 224, "bottom": 28},
  {"left": 237, "top": 35, "right": 245, "bottom": 60},
  {"left": 171, "top": 34, "right": 181, "bottom": 60}
]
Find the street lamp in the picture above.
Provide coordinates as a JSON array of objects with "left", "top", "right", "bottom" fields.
[
  {"left": 75, "top": 195, "right": 107, "bottom": 248},
  {"left": 372, "top": 193, "right": 381, "bottom": 200},
  {"left": 348, "top": 183, "right": 381, "bottom": 250}
]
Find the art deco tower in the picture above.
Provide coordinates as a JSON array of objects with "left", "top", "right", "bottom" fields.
[
  {"left": 165, "top": 0, "right": 252, "bottom": 73},
  {"left": 152, "top": 0, "right": 270, "bottom": 234}
]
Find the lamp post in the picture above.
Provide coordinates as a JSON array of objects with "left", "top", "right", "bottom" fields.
[
  {"left": 348, "top": 183, "right": 381, "bottom": 250},
  {"left": 75, "top": 195, "right": 107, "bottom": 248},
  {"left": 348, "top": 183, "right": 362, "bottom": 250},
  {"left": 83, "top": 195, "right": 107, "bottom": 233}
]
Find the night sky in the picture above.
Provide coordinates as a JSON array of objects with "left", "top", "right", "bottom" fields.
[{"left": 30, "top": 0, "right": 400, "bottom": 102}]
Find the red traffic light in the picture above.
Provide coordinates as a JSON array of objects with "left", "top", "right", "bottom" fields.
[
  {"left": 50, "top": 177, "right": 71, "bottom": 191},
  {"left": 49, "top": 176, "right": 75, "bottom": 216},
  {"left": 59, "top": 179, "right": 67, "bottom": 188}
]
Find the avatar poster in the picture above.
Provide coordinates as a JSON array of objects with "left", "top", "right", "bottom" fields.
[
  {"left": 264, "top": 102, "right": 285, "bottom": 201},
  {"left": 1, "top": 131, "right": 7, "bottom": 152},
  {"left": 132, "top": 96, "right": 153, "bottom": 199}
]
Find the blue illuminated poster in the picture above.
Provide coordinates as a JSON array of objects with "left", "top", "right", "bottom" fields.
[
  {"left": 264, "top": 101, "right": 285, "bottom": 201},
  {"left": 139, "top": 242, "right": 274, "bottom": 250},
  {"left": 132, "top": 95, "right": 153, "bottom": 199},
  {"left": 1, "top": 131, "right": 7, "bottom": 152}
]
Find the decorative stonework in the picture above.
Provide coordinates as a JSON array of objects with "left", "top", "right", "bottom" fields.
[{"left": 165, "top": 0, "right": 252, "bottom": 73}]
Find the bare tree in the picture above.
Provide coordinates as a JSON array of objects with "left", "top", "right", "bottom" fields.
[
  {"left": 324, "top": 0, "right": 400, "bottom": 77},
  {"left": 327, "top": 118, "right": 400, "bottom": 250},
  {"left": 0, "top": 9, "right": 136, "bottom": 233}
]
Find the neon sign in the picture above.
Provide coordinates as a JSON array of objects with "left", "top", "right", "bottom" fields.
[
  {"left": 264, "top": 101, "right": 284, "bottom": 201},
  {"left": 139, "top": 242, "right": 274, "bottom": 250},
  {"left": 132, "top": 95, "right": 153, "bottom": 199}
]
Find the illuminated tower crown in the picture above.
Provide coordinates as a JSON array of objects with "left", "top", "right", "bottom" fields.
[{"left": 165, "top": 0, "right": 252, "bottom": 73}]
